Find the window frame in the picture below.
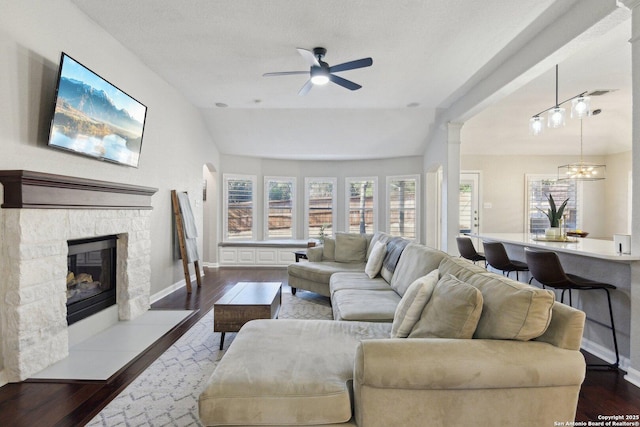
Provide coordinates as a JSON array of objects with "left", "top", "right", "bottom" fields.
[
  {"left": 263, "top": 176, "right": 297, "bottom": 240},
  {"left": 524, "top": 174, "right": 583, "bottom": 234},
  {"left": 304, "top": 177, "right": 338, "bottom": 240},
  {"left": 344, "top": 176, "right": 378, "bottom": 234},
  {"left": 223, "top": 173, "right": 257, "bottom": 241},
  {"left": 386, "top": 174, "right": 420, "bottom": 241}
]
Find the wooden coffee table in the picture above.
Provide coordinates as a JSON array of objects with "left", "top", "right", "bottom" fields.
[{"left": 214, "top": 281, "right": 282, "bottom": 349}]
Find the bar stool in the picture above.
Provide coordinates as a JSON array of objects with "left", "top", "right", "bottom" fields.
[
  {"left": 524, "top": 247, "right": 619, "bottom": 369},
  {"left": 456, "top": 236, "right": 486, "bottom": 267},
  {"left": 482, "top": 241, "right": 529, "bottom": 281}
]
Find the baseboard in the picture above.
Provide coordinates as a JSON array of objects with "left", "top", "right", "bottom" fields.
[
  {"left": 580, "top": 337, "right": 629, "bottom": 371},
  {"left": 0, "top": 369, "right": 7, "bottom": 388},
  {"left": 201, "top": 262, "right": 219, "bottom": 269},
  {"left": 150, "top": 270, "right": 206, "bottom": 304},
  {"left": 625, "top": 367, "right": 640, "bottom": 388}
]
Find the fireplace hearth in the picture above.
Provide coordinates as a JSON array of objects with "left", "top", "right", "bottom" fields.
[{"left": 66, "top": 235, "right": 117, "bottom": 325}]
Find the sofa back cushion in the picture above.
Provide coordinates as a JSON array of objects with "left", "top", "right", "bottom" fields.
[
  {"left": 466, "top": 272, "right": 555, "bottom": 341},
  {"left": 367, "top": 231, "right": 392, "bottom": 259},
  {"left": 321, "top": 238, "right": 336, "bottom": 261},
  {"left": 335, "top": 233, "right": 368, "bottom": 263},
  {"left": 409, "top": 274, "right": 483, "bottom": 339},
  {"left": 390, "top": 244, "right": 448, "bottom": 296},
  {"left": 438, "top": 256, "right": 487, "bottom": 282}
]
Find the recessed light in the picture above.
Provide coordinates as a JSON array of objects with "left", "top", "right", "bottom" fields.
[{"left": 215, "top": 102, "right": 228, "bottom": 108}]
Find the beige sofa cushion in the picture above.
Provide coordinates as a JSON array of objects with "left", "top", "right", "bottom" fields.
[
  {"left": 438, "top": 256, "right": 487, "bottom": 282},
  {"left": 409, "top": 274, "right": 483, "bottom": 339},
  {"left": 333, "top": 289, "right": 401, "bottom": 322},
  {"left": 390, "top": 269, "right": 439, "bottom": 338},
  {"left": 322, "top": 238, "right": 336, "bottom": 261},
  {"left": 289, "top": 261, "right": 366, "bottom": 285},
  {"left": 335, "top": 233, "right": 368, "bottom": 263},
  {"left": 390, "top": 243, "right": 448, "bottom": 296},
  {"left": 466, "top": 272, "right": 555, "bottom": 341},
  {"left": 199, "top": 319, "right": 391, "bottom": 426},
  {"left": 330, "top": 272, "right": 391, "bottom": 295},
  {"left": 365, "top": 240, "right": 386, "bottom": 278}
]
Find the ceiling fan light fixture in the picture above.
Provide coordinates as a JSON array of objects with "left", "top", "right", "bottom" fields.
[
  {"left": 310, "top": 74, "right": 329, "bottom": 85},
  {"left": 310, "top": 67, "right": 329, "bottom": 85}
]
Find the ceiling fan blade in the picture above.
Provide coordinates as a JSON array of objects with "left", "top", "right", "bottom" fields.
[
  {"left": 263, "top": 71, "right": 309, "bottom": 77},
  {"left": 297, "top": 48, "right": 320, "bottom": 67},
  {"left": 298, "top": 80, "right": 314, "bottom": 96},
  {"left": 329, "top": 57, "right": 373, "bottom": 73},
  {"left": 329, "top": 74, "right": 362, "bottom": 91}
]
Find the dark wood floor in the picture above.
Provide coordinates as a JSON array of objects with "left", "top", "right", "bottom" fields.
[{"left": 0, "top": 267, "right": 638, "bottom": 426}]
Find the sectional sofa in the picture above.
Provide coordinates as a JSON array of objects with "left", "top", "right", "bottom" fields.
[{"left": 199, "top": 232, "right": 587, "bottom": 426}]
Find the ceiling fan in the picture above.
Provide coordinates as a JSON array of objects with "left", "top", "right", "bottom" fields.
[{"left": 263, "top": 47, "right": 373, "bottom": 95}]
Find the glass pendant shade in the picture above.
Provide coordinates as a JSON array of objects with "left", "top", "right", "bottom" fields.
[
  {"left": 571, "top": 96, "right": 591, "bottom": 119},
  {"left": 547, "top": 107, "right": 566, "bottom": 128},
  {"left": 529, "top": 116, "right": 543, "bottom": 136}
]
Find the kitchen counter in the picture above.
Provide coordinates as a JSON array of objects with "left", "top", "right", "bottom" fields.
[{"left": 468, "top": 232, "right": 640, "bottom": 262}]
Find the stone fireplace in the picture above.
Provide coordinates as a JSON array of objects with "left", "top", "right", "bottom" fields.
[{"left": 0, "top": 170, "right": 157, "bottom": 382}]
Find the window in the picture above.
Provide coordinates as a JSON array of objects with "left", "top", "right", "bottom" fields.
[
  {"left": 223, "top": 174, "right": 256, "bottom": 240},
  {"left": 305, "top": 177, "right": 337, "bottom": 239},
  {"left": 526, "top": 175, "right": 580, "bottom": 234},
  {"left": 345, "top": 177, "right": 377, "bottom": 234},
  {"left": 264, "top": 177, "right": 296, "bottom": 239},
  {"left": 387, "top": 175, "right": 419, "bottom": 240}
]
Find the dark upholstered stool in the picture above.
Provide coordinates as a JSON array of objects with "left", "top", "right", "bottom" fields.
[
  {"left": 525, "top": 247, "right": 619, "bottom": 369},
  {"left": 482, "top": 241, "right": 529, "bottom": 281},
  {"left": 456, "top": 236, "right": 486, "bottom": 267}
]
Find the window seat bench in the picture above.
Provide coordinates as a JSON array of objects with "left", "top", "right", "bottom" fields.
[{"left": 219, "top": 240, "right": 312, "bottom": 266}]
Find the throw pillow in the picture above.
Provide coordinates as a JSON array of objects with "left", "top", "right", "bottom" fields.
[
  {"left": 334, "top": 233, "right": 367, "bottom": 263},
  {"left": 364, "top": 240, "right": 386, "bottom": 279},
  {"left": 409, "top": 274, "right": 483, "bottom": 339},
  {"left": 390, "top": 269, "right": 440, "bottom": 338}
]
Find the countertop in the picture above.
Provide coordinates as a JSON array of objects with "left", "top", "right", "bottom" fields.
[{"left": 468, "top": 232, "right": 640, "bottom": 262}]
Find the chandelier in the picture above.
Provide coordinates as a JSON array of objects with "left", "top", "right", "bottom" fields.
[
  {"left": 529, "top": 65, "right": 591, "bottom": 136},
  {"left": 557, "top": 119, "right": 606, "bottom": 181}
]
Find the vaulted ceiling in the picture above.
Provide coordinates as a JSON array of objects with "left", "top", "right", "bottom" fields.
[{"left": 71, "top": 0, "right": 631, "bottom": 160}]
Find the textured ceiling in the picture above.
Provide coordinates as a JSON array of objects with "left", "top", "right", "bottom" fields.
[{"left": 70, "top": 0, "right": 628, "bottom": 160}]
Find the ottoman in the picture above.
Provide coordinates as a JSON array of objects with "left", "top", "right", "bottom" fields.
[{"left": 198, "top": 319, "right": 391, "bottom": 426}]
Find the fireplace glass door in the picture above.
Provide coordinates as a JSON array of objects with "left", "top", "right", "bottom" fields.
[{"left": 66, "top": 235, "right": 117, "bottom": 325}]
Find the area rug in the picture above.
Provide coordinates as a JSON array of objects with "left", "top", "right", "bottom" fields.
[{"left": 87, "top": 289, "right": 332, "bottom": 426}]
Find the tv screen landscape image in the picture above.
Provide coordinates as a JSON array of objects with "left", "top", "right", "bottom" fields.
[{"left": 47, "top": 53, "right": 147, "bottom": 167}]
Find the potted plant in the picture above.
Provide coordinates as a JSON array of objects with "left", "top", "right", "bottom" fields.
[{"left": 538, "top": 194, "right": 569, "bottom": 238}]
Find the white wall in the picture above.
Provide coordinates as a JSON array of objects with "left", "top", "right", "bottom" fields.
[
  {"left": 219, "top": 155, "right": 424, "bottom": 241},
  {"left": 0, "top": 0, "right": 221, "bottom": 379},
  {"left": 461, "top": 153, "right": 630, "bottom": 239}
]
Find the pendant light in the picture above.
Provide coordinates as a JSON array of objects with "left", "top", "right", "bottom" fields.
[
  {"left": 529, "top": 65, "right": 590, "bottom": 134},
  {"left": 557, "top": 119, "right": 606, "bottom": 181}
]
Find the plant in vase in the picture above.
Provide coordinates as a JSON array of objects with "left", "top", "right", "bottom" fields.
[
  {"left": 318, "top": 224, "right": 327, "bottom": 244},
  {"left": 538, "top": 194, "right": 569, "bottom": 238}
]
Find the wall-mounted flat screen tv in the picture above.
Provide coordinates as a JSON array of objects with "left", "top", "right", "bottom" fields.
[{"left": 47, "top": 53, "right": 147, "bottom": 168}]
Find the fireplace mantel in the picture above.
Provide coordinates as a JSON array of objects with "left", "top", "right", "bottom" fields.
[{"left": 0, "top": 170, "right": 158, "bottom": 209}]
